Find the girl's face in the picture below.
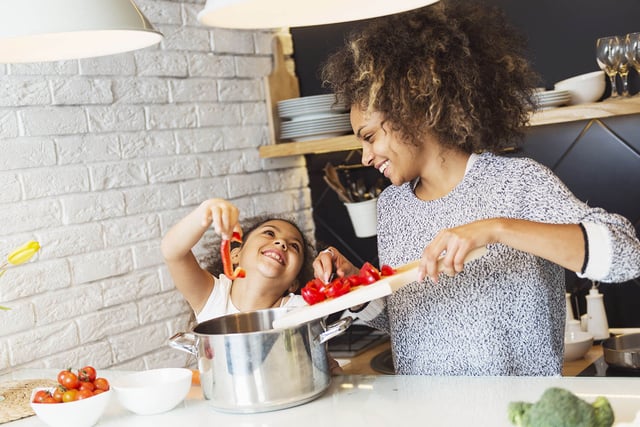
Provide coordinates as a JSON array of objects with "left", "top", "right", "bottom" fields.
[
  {"left": 350, "top": 107, "right": 425, "bottom": 186},
  {"left": 237, "top": 220, "right": 305, "bottom": 293}
]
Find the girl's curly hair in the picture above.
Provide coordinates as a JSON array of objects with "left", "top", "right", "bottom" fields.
[
  {"left": 320, "top": 0, "right": 541, "bottom": 153},
  {"left": 200, "top": 215, "right": 315, "bottom": 295}
]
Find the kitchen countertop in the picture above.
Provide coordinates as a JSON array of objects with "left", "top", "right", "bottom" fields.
[
  {"left": 339, "top": 341, "right": 604, "bottom": 376},
  {"left": 3, "top": 369, "right": 640, "bottom": 426}
]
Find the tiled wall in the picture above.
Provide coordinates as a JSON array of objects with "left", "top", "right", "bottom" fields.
[{"left": 0, "top": 1, "right": 314, "bottom": 373}]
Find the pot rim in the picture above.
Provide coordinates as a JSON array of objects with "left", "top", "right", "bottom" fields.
[{"left": 191, "top": 307, "right": 320, "bottom": 337}]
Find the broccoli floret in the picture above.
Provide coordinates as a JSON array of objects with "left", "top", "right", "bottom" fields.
[
  {"left": 508, "top": 401, "right": 533, "bottom": 426},
  {"left": 507, "top": 387, "right": 615, "bottom": 427},
  {"left": 593, "top": 396, "right": 615, "bottom": 427}
]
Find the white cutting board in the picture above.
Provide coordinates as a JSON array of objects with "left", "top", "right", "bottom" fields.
[
  {"left": 272, "top": 261, "right": 420, "bottom": 330},
  {"left": 272, "top": 247, "right": 487, "bottom": 329}
]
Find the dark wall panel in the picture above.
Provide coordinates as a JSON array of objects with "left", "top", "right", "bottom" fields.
[{"left": 291, "top": 0, "right": 640, "bottom": 95}]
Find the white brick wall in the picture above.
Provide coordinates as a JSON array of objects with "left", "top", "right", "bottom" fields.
[{"left": 0, "top": 0, "right": 312, "bottom": 373}]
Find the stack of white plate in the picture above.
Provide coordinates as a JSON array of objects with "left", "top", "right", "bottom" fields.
[
  {"left": 277, "top": 94, "right": 351, "bottom": 141},
  {"left": 533, "top": 89, "right": 571, "bottom": 110}
]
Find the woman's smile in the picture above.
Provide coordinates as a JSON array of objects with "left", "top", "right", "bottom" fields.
[{"left": 377, "top": 159, "right": 390, "bottom": 176}]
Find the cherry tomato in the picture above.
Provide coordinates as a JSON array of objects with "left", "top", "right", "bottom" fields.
[
  {"left": 62, "top": 389, "right": 78, "bottom": 403},
  {"left": 93, "top": 377, "right": 110, "bottom": 391},
  {"left": 359, "top": 262, "right": 381, "bottom": 284},
  {"left": 347, "top": 275, "right": 365, "bottom": 287},
  {"left": 78, "top": 366, "right": 97, "bottom": 382},
  {"left": 78, "top": 381, "right": 95, "bottom": 392},
  {"left": 301, "top": 278, "right": 327, "bottom": 304},
  {"left": 76, "top": 389, "right": 93, "bottom": 400},
  {"left": 51, "top": 385, "right": 66, "bottom": 403},
  {"left": 33, "top": 389, "right": 50, "bottom": 404},
  {"left": 57, "top": 369, "right": 79, "bottom": 390},
  {"left": 325, "top": 277, "right": 351, "bottom": 298},
  {"left": 42, "top": 395, "right": 58, "bottom": 404},
  {"left": 380, "top": 264, "right": 395, "bottom": 276}
]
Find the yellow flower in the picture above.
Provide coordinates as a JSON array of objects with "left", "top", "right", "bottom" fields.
[
  {"left": 7, "top": 240, "right": 41, "bottom": 266},
  {"left": 1, "top": 240, "right": 41, "bottom": 310}
]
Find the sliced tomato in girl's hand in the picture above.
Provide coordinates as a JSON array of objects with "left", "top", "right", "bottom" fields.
[{"left": 221, "top": 231, "right": 246, "bottom": 280}]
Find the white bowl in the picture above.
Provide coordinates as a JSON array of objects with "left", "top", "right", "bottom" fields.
[
  {"left": 554, "top": 70, "right": 606, "bottom": 105},
  {"left": 564, "top": 330, "right": 594, "bottom": 362},
  {"left": 30, "top": 388, "right": 112, "bottom": 427},
  {"left": 111, "top": 368, "right": 192, "bottom": 415}
]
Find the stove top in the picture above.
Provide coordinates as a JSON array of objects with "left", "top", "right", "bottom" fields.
[{"left": 577, "top": 356, "right": 640, "bottom": 377}]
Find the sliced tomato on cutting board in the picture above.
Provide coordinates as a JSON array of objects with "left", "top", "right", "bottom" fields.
[{"left": 272, "top": 246, "right": 487, "bottom": 330}]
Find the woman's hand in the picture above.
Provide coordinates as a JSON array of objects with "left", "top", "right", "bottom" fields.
[
  {"left": 419, "top": 219, "right": 497, "bottom": 283},
  {"left": 313, "top": 246, "right": 359, "bottom": 283},
  {"left": 198, "top": 198, "right": 242, "bottom": 240}
]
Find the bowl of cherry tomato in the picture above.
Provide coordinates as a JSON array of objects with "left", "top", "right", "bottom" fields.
[
  {"left": 30, "top": 366, "right": 112, "bottom": 427},
  {"left": 110, "top": 367, "right": 192, "bottom": 415}
]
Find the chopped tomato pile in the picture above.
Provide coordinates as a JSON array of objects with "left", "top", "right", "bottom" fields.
[
  {"left": 301, "top": 262, "right": 395, "bottom": 305},
  {"left": 32, "top": 366, "right": 110, "bottom": 404}
]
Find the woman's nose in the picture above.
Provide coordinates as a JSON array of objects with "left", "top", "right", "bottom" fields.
[{"left": 361, "top": 145, "right": 374, "bottom": 166}]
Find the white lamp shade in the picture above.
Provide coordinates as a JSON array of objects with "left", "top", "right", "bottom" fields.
[
  {"left": 0, "top": 0, "right": 163, "bottom": 63},
  {"left": 198, "top": 0, "right": 440, "bottom": 29}
]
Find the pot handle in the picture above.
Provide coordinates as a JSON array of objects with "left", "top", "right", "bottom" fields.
[
  {"left": 168, "top": 331, "right": 198, "bottom": 356},
  {"left": 317, "top": 316, "right": 353, "bottom": 344}
]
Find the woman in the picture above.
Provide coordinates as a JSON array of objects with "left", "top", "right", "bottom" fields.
[{"left": 313, "top": 0, "right": 640, "bottom": 375}]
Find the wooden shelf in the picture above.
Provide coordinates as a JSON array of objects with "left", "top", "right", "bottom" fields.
[
  {"left": 529, "top": 95, "right": 640, "bottom": 126},
  {"left": 259, "top": 96, "right": 640, "bottom": 159}
]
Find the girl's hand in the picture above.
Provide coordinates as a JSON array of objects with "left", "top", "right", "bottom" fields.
[
  {"left": 312, "top": 246, "right": 359, "bottom": 284},
  {"left": 199, "top": 199, "right": 242, "bottom": 240}
]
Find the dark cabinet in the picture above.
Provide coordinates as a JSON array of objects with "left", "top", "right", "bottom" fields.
[{"left": 514, "top": 114, "right": 640, "bottom": 327}]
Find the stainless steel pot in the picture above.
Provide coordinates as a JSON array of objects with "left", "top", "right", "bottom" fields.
[
  {"left": 169, "top": 307, "right": 351, "bottom": 413},
  {"left": 602, "top": 332, "right": 640, "bottom": 370}
]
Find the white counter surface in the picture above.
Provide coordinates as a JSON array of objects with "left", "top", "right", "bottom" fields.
[{"left": 3, "top": 370, "right": 640, "bottom": 426}]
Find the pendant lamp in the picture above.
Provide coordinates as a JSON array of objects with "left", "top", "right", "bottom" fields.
[
  {"left": 0, "top": 0, "right": 163, "bottom": 64},
  {"left": 197, "top": 0, "right": 440, "bottom": 29}
]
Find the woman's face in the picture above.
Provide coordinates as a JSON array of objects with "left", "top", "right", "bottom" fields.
[
  {"left": 350, "top": 107, "right": 424, "bottom": 186},
  {"left": 237, "top": 220, "right": 305, "bottom": 292}
]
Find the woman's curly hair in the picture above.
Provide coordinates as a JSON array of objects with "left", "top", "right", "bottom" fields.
[
  {"left": 200, "top": 215, "right": 315, "bottom": 295},
  {"left": 321, "top": 0, "right": 541, "bottom": 153}
]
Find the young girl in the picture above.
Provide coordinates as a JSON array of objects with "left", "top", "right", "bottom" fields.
[{"left": 161, "top": 198, "right": 315, "bottom": 323}]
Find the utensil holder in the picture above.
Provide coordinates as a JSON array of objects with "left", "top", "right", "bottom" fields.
[{"left": 343, "top": 198, "right": 377, "bottom": 238}]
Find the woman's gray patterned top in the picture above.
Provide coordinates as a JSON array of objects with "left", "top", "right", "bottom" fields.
[{"left": 367, "top": 152, "right": 640, "bottom": 376}]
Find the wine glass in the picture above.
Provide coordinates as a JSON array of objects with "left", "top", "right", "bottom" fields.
[
  {"left": 596, "top": 35, "right": 623, "bottom": 98},
  {"left": 617, "top": 41, "right": 630, "bottom": 96},
  {"left": 625, "top": 32, "right": 640, "bottom": 96}
]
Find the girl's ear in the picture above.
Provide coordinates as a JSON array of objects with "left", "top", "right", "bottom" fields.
[{"left": 230, "top": 247, "right": 241, "bottom": 264}]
